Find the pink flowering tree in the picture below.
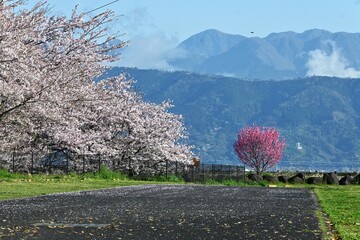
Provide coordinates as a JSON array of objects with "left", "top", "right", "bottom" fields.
[
  {"left": 0, "top": 0, "right": 193, "bottom": 173},
  {"left": 233, "top": 125, "right": 286, "bottom": 175}
]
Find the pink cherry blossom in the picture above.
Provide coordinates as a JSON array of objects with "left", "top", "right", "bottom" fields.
[{"left": 0, "top": 1, "right": 193, "bottom": 173}]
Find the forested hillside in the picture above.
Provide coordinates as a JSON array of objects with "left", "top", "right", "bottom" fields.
[{"left": 105, "top": 67, "right": 360, "bottom": 171}]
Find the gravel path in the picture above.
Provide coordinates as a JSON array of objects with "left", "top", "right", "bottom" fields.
[{"left": 0, "top": 185, "right": 323, "bottom": 239}]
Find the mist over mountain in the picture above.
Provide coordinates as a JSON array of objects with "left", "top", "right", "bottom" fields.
[
  {"left": 105, "top": 67, "right": 360, "bottom": 171},
  {"left": 167, "top": 29, "right": 360, "bottom": 80}
]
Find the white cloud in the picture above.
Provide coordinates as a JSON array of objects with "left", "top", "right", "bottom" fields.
[
  {"left": 118, "top": 33, "right": 184, "bottom": 70},
  {"left": 306, "top": 41, "right": 360, "bottom": 78},
  {"left": 114, "top": 6, "right": 184, "bottom": 70},
  {"left": 217, "top": 72, "right": 237, "bottom": 78}
]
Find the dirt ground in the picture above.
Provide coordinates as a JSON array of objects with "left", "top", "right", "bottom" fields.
[{"left": 0, "top": 185, "right": 323, "bottom": 239}]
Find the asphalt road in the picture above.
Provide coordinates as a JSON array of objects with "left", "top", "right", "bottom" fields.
[{"left": 0, "top": 185, "right": 323, "bottom": 239}]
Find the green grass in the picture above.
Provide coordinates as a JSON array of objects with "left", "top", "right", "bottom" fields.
[
  {"left": 314, "top": 185, "right": 360, "bottom": 240},
  {"left": 0, "top": 167, "right": 166, "bottom": 200},
  {"left": 314, "top": 209, "right": 332, "bottom": 240},
  {"left": 136, "top": 174, "right": 185, "bottom": 183},
  {"left": 0, "top": 179, "right": 146, "bottom": 200}
]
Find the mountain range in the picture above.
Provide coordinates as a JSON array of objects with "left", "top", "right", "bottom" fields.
[
  {"left": 105, "top": 67, "right": 360, "bottom": 171},
  {"left": 167, "top": 29, "right": 360, "bottom": 80}
]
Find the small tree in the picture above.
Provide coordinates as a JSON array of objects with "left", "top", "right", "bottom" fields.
[{"left": 233, "top": 125, "right": 286, "bottom": 175}]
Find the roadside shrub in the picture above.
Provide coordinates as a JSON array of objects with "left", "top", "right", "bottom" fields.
[
  {"left": 204, "top": 178, "right": 219, "bottom": 185},
  {"left": 0, "top": 169, "right": 23, "bottom": 179},
  {"left": 154, "top": 175, "right": 185, "bottom": 183},
  {"left": 84, "top": 166, "right": 128, "bottom": 180},
  {"left": 139, "top": 174, "right": 185, "bottom": 183},
  {"left": 223, "top": 179, "right": 239, "bottom": 186}
]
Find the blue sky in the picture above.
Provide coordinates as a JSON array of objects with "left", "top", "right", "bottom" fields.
[
  {"left": 26, "top": 0, "right": 360, "bottom": 40},
  {"left": 25, "top": 0, "right": 360, "bottom": 68}
]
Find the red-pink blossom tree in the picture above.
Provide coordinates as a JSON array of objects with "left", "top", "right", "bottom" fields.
[{"left": 233, "top": 126, "right": 286, "bottom": 175}]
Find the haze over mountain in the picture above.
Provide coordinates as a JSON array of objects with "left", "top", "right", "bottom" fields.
[
  {"left": 105, "top": 67, "right": 360, "bottom": 171},
  {"left": 167, "top": 29, "right": 360, "bottom": 80}
]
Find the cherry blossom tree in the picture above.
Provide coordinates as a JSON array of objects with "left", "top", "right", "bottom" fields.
[
  {"left": 111, "top": 100, "right": 193, "bottom": 175},
  {"left": 0, "top": 0, "right": 193, "bottom": 173},
  {"left": 233, "top": 125, "right": 286, "bottom": 175},
  {"left": 1, "top": 0, "right": 124, "bottom": 148}
]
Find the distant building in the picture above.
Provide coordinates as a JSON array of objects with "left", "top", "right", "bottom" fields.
[{"left": 296, "top": 142, "right": 303, "bottom": 150}]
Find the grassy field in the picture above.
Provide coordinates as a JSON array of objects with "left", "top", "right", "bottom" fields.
[
  {"left": 0, "top": 168, "right": 183, "bottom": 200},
  {"left": 0, "top": 169, "right": 359, "bottom": 240},
  {"left": 314, "top": 185, "right": 360, "bottom": 240},
  {"left": 0, "top": 179, "right": 145, "bottom": 200}
]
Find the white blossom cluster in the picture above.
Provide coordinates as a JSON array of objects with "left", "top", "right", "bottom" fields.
[{"left": 0, "top": 1, "right": 193, "bottom": 173}]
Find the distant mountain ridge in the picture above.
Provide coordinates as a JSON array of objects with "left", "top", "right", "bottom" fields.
[
  {"left": 105, "top": 67, "right": 360, "bottom": 171},
  {"left": 168, "top": 29, "right": 360, "bottom": 80},
  {"left": 169, "top": 29, "right": 246, "bottom": 70}
]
